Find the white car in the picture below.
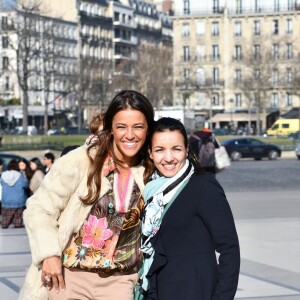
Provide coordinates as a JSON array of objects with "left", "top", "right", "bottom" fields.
[{"left": 296, "top": 143, "right": 300, "bottom": 160}]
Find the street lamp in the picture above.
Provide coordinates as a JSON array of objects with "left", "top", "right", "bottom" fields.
[{"left": 229, "top": 98, "right": 234, "bottom": 129}]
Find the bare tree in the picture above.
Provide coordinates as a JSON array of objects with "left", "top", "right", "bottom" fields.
[
  {"left": 10, "top": 1, "right": 44, "bottom": 132},
  {"left": 235, "top": 36, "right": 283, "bottom": 134},
  {"left": 109, "top": 44, "right": 173, "bottom": 108}
]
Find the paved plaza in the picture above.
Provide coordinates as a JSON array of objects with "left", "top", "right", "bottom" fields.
[
  {"left": 0, "top": 151, "right": 299, "bottom": 299},
  {"left": 1, "top": 192, "right": 300, "bottom": 300}
]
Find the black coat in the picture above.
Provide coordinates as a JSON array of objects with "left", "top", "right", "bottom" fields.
[{"left": 146, "top": 174, "right": 240, "bottom": 300}]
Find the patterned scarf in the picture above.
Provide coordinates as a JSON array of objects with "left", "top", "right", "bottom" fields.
[{"left": 139, "top": 159, "right": 194, "bottom": 292}]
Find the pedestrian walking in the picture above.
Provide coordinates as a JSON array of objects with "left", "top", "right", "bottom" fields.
[
  {"left": 29, "top": 157, "right": 45, "bottom": 194},
  {"left": 18, "top": 90, "right": 154, "bottom": 300},
  {"left": 139, "top": 118, "right": 240, "bottom": 300},
  {"left": 1, "top": 159, "right": 28, "bottom": 229}
]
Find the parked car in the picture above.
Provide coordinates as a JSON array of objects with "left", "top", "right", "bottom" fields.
[
  {"left": 65, "top": 127, "right": 89, "bottom": 135},
  {"left": 12, "top": 125, "right": 38, "bottom": 136},
  {"left": 47, "top": 128, "right": 62, "bottom": 136},
  {"left": 0, "top": 153, "right": 24, "bottom": 171},
  {"left": 221, "top": 137, "right": 281, "bottom": 161},
  {"left": 295, "top": 143, "right": 300, "bottom": 160}
]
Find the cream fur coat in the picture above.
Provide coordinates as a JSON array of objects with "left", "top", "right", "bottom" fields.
[{"left": 18, "top": 146, "right": 145, "bottom": 300}]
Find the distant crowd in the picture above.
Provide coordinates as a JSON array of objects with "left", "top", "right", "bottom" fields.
[{"left": 0, "top": 152, "right": 55, "bottom": 228}]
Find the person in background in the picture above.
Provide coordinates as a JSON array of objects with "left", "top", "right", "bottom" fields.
[
  {"left": 19, "top": 90, "right": 154, "bottom": 300},
  {"left": 1, "top": 159, "right": 28, "bottom": 229},
  {"left": 29, "top": 157, "right": 45, "bottom": 194},
  {"left": 43, "top": 152, "right": 55, "bottom": 174},
  {"left": 188, "top": 128, "right": 219, "bottom": 175},
  {"left": 18, "top": 158, "right": 33, "bottom": 198},
  {"left": 140, "top": 118, "right": 240, "bottom": 300}
]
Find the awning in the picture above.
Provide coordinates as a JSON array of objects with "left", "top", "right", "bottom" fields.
[{"left": 208, "top": 113, "right": 261, "bottom": 123}]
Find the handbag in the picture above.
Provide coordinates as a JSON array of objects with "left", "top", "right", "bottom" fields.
[{"left": 215, "top": 145, "right": 231, "bottom": 170}]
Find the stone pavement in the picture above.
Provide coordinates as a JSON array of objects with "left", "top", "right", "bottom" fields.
[
  {"left": 1, "top": 199, "right": 300, "bottom": 300},
  {"left": 0, "top": 150, "right": 298, "bottom": 299}
]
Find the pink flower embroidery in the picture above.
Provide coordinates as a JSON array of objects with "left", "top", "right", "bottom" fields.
[{"left": 82, "top": 215, "right": 113, "bottom": 249}]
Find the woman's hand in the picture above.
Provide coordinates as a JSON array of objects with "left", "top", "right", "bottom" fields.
[{"left": 41, "top": 256, "right": 65, "bottom": 292}]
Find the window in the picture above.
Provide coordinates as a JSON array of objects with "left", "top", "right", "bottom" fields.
[
  {"left": 286, "top": 43, "right": 293, "bottom": 59},
  {"left": 212, "top": 93, "right": 219, "bottom": 106},
  {"left": 271, "top": 93, "right": 279, "bottom": 107},
  {"left": 213, "top": 0, "right": 219, "bottom": 13},
  {"left": 2, "top": 36, "right": 8, "bottom": 48},
  {"left": 213, "top": 67, "right": 219, "bottom": 84},
  {"left": 255, "top": 69, "right": 261, "bottom": 79},
  {"left": 182, "top": 23, "right": 190, "bottom": 37},
  {"left": 274, "top": 0, "right": 280, "bottom": 11},
  {"left": 2, "top": 56, "right": 9, "bottom": 69},
  {"left": 286, "top": 19, "right": 293, "bottom": 34},
  {"left": 272, "top": 69, "right": 279, "bottom": 85},
  {"left": 255, "top": 0, "right": 262, "bottom": 12},
  {"left": 234, "top": 21, "right": 242, "bottom": 36},
  {"left": 197, "top": 22, "right": 205, "bottom": 36},
  {"left": 212, "top": 21, "right": 219, "bottom": 36},
  {"left": 1, "top": 16, "right": 8, "bottom": 30},
  {"left": 234, "top": 69, "right": 242, "bottom": 83},
  {"left": 212, "top": 45, "right": 219, "bottom": 60},
  {"left": 183, "top": 46, "right": 190, "bottom": 61},
  {"left": 253, "top": 44, "right": 260, "bottom": 59},
  {"left": 288, "top": 0, "right": 294, "bottom": 10},
  {"left": 114, "top": 12, "right": 120, "bottom": 21},
  {"left": 183, "top": 0, "right": 190, "bottom": 15},
  {"left": 234, "top": 45, "right": 242, "bottom": 60},
  {"left": 286, "top": 68, "right": 292, "bottom": 83},
  {"left": 5, "top": 76, "right": 9, "bottom": 90},
  {"left": 272, "top": 44, "right": 279, "bottom": 59},
  {"left": 183, "top": 68, "right": 190, "bottom": 79},
  {"left": 197, "top": 45, "right": 205, "bottom": 61},
  {"left": 272, "top": 20, "right": 279, "bottom": 35},
  {"left": 286, "top": 93, "right": 292, "bottom": 106},
  {"left": 236, "top": 0, "right": 242, "bottom": 13},
  {"left": 254, "top": 20, "right": 260, "bottom": 35},
  {"left": 235, "top": 93, "right": 242, "bottom": 107},
  {"left": 197, "top": 68, "right": 205, "bottom": 85}
]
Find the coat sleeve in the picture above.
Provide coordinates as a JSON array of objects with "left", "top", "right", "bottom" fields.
[
  {"left": 23, "top": 155, "right": 81, "bottom": 266},
  {"left": 196, "top": 175, "right": 240, "bottom": 300}
]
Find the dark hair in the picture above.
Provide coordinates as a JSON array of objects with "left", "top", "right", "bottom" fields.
[
  {"left": 44, "top": 152, "right": 55, "bottom": 163},
  {"left": 149, "top": 117, "right": 202, "bottom": 175},
  {"left": 61, "top": 145, "right": 80, "bottom": 157},
  {"left": 18, "top": 158, "right": 34, "bottom": 180},
  {"left": 7, "top": 159, "right": 19, "bottom": 171},
  {"left": 82, "top": 90, "right": 154, "bottom": 205},
  {"left": 30, "top": 157, "right": 44, "bottom": 171},
  {"left": 0, "top": 159, "right": 3, "bottom": 166}
]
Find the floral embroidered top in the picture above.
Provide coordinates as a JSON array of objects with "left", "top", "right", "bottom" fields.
[{"left": 62, "top": 156, "right": 144, "bottom": 274}]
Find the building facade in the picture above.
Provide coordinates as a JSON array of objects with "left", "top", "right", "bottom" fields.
[
  {"left": 0, "top": 0, "right": 173, "bottom": 130},
  {"left": 173, "top": 0, "right": 300, "bottom": 132}
]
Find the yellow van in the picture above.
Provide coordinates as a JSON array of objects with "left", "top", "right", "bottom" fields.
[{"left": 267, "top": 119, "right": 300, "bottom": 136}]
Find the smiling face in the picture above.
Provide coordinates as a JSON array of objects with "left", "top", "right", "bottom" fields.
[
  {"left": 149, "top": 130, "right": 188, "bottom": 177},
  {"left": 111, "top": 108, "right": 148, "bottom": 165}
]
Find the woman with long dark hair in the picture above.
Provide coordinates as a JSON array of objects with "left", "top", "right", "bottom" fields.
[{"left": 19, "top": 90, "right": 154, "bottom": 300}]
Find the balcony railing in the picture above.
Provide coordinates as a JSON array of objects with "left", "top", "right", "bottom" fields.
[
  {"left": 175, "top": 79, "right": 225, "bottom": 89},
  {"left": 174, "top": 5, "right": 300, "bottom": 17}
]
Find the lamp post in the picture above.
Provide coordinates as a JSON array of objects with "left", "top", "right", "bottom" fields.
[{"left": 229, "top": 98, "right": 234, "bottom": 130}]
